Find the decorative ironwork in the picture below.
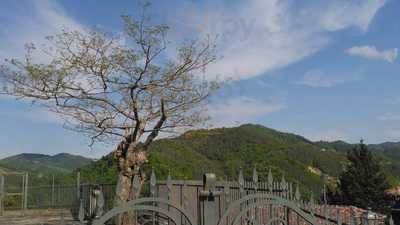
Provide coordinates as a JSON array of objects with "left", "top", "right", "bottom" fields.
[
  {"left": 86, "top": 169, "right": 385, "bottom": 225},
  {"left": 238, "top": 168, "right": 245, "bottom": 196},
  {"left": 92, "top": 197, "right": 197, "bottom": 225},
  {"left": 150, "top": 168, "right": 157, "bottom": 197},
  {"left": 167, "top": 171, "right": 173, "bottom": 200},
  {"left": 218, "top": 193, "right": 318, "bottom": 225}
]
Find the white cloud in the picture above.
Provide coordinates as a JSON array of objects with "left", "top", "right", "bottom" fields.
[
  {"left": 345, "top": 45, "right": 398, "bottom": 63},
  {"left": 296, "top": 69, "right": 364, "bottom": 88},
  {"left": 208, "top": 96, "right": 286, "bottom": 127},
  {"left": 377, "top": 113, "right": 400, "bottom": 121},
  {"left": 281, "top": 127, "right": 347, "bottom": 142},
  {"left": 306, "top": 130, "right": 347, "bottom": 142},
  {"left": 1, "top": 0, "right": 387, "bottom": 81},
  {"left": 167, "top": 0, "right": 386, "bottom": 80},
  {"left": 0, "top": 0, "right": 85, "bottom": 62},
  {"left": 384, "top": 129, "right": 400, "bottom": 140},
  {"left": 319, "top": 0, "right": 386, "bottom": 32}
]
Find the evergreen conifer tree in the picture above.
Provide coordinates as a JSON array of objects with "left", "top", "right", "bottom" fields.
[{"left": 339, "top": 140, "right": 391, "bottom": 213}]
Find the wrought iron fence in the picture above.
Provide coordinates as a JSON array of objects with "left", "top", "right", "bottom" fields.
[
  {"left": 88, "top": 168, "right": 390, "bottom": 225},
  {"left": 0, "top": 168, "right": 392, "bottom": 225}
]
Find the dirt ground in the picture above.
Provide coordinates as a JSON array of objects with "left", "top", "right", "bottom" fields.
[{"left": 0, "top": 209, "right": 77, "bottom": 225}]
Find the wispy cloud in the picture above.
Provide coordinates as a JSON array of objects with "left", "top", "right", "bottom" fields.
[
  {"left": 282, "top": 127, "right": 348, "bottom": 142},
  {"left": 377, "top": 113, "right": 400, "bottom": 121},
  {"left": 208, "top": 96, "right": 286, "bottom": 127},
  {"left": 167, "top": 0, "right": 386, "bottom": 80},
  {"left": 306, "top": 130, "right": 347, "bottom": 142},
  {"left": 384, "top": 129, "right": 400, "bottom": 140},
  {"left": 1, "top": 0, "right": 387, "bottom": 80},
  {"left": 0, "top": 0, "right": 85, "bottom": 61},
  {"left": 318, "top": 0, "right": 386, "bottom": 32},
  {"left": 296, "top": 69, "right": 364, "bottom": 88},
  {"left": 345, "top": 45, "right": 398, "bottom": 63}
]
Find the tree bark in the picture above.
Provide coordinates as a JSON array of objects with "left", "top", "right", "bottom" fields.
[{"left": 113, "top": 141, "right": 147, "bottom": 225}]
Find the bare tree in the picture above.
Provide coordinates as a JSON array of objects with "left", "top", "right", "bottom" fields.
[{"left": 0, "top": 12, "right": 219, "bottom": 225}]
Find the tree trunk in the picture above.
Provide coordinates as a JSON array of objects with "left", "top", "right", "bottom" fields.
[
  {"left": 114, "top": 171, "right": 136, "bottom": 225},
  {"left": 113, "top": 142, "right": 147, "bottom": 225}
]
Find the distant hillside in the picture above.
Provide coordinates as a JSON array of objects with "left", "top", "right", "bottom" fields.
[
  {"left": 5, "top": 124, "right": 400, "bottom": 194},
  {"left": 0, "top": 153, "right": 93, "bottom": 174},
  {"left": 80, "top": 124, "right": 349, "bottom": 195},
  {"left": 315, "top": 141, "right": 400, "bottom": 183},
  {"left": 80, "top": 124, "right": 400, "bottom": 196}
]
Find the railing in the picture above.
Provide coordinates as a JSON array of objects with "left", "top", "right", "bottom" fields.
[
  {"left": 0, "top": 168, "right": 391, "bottom": 225},
  {"left": 91, "top": 170, "right": 391, "bottom": 225}
]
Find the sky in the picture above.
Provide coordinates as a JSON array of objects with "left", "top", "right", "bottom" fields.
[{"left": 0, "top": 0, "right": 400, "bottom": 159}]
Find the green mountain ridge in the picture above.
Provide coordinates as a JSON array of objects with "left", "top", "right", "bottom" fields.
[
  {"left": 4, "top": 124, "right": 400, "bottom": 196},
  {"left": 0, "top": 153, "right": 93, "bottom": 174},
  {"left": 79, "top": 124, "right": 400, "bottom": 196},
  {"left": 78, "top": 124, "right": 350, "bottom": 196}
]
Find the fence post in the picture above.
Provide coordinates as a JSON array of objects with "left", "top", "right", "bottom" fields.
[
  {"left": 21, "top": 173, "right": 25, "bottom": 216},
  {"left": 0, "top": 175, "right": 4, "bottom": 216},
  {"left": 200, "top": 173, "right": 220, "bottom": 225},
  {"left": 24, "top": 173, "right": 28, "bottom": 215},
  {"left": 77, "top": 171, "right": 81, "bottom": 200},
  {"left": 52, "top": 175, "right": 55, "bottom": 207}
]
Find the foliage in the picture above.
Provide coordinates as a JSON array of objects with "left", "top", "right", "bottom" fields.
[
  {"left": 0, "top": 153, "right": 91, "bottom": 186},
  {"left": 3, "top": 124, "right": 400, "bottom": 207},
  {"left": 338, "top": 141, "right": 391, "bottom": 213},
  {"left": 0, "top": 153, "right": 92, "bottom": 173},
  {"left": 79, "top": 124, "right": 349, "bottom": 197}
]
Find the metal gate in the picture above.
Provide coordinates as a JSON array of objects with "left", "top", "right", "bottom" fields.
[
  {"left": 92, "top": 169, "right": 331, "bottom": 225},
  {"left": 0, "top": 172, "right": 28, "bottom": 216}
]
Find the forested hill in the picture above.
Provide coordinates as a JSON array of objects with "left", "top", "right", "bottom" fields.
[
  {"left": 80, "top": 124, "right": 400, "bottom": 195},
  {"left": 79, "top": 124, "right": 349, "bottom": 195},
  {"left": 3, "top": 124, "right": 400, "bottom": 195},
  {"left": 0, "top": 153, "right": 93, "bottom": 174}
]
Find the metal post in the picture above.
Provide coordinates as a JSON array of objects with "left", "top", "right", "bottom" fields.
[
  {"left": 23, "top": 173, "right": 28, "bottom": 215},
  {"left": 200, "top": 173, "right": 221, "bottom": 225},
  {"left": 52, "top": 175, "right": 55, "bottom": 207},
  {"left": 77, "top": 171, "right": 81, "bottom": 200},
  {"left": 21, "top": 173, "right": 25, "bottom": 216},
  {"left": 0, "top": 175, "right": 4, "bottom": 216}
]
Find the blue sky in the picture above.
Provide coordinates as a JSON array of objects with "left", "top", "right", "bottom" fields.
[{"left": 0, "top": 0, "right": 399, "bottom": 159}]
